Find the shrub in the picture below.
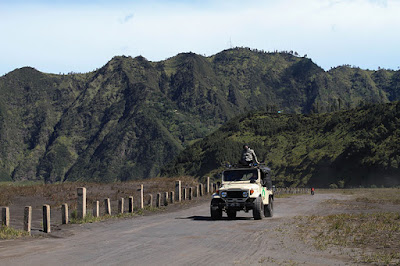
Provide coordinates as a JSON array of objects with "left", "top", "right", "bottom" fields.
[{"left": 329, "top": 183, "right": 338, "bottom": 189}]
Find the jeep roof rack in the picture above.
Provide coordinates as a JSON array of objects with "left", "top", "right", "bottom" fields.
[{"left": 225, "top": 163, "right": 270, "bottom": 172}]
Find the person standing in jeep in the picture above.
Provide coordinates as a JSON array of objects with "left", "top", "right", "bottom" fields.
[{"left": 240, "top": 145, "right": 259, "bottom": 165}]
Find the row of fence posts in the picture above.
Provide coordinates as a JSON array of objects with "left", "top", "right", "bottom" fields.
[
  {"left": 1, "top": 177, "right": 218, "bottom": 234},
  {"left": 1, "top": 179, "right": 311, "bottom": 234},
  {"left": 273, "top": 187, "right": 310, "bottom": 195}
]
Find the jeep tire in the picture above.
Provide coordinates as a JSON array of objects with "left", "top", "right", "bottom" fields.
[
  {"left": 210, "top": 206, "right": 222, "bottom": 220},
  {"left": 264, "top": 196, "right": 273, "bottom": 217},
  {"left": 253, "top": 196, "right": 263, "bottom": 220},
  {"left": 227, "top": 209, "right": 237, "bottom": 219}
]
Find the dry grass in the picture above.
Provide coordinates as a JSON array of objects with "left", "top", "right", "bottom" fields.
[
  {"left": 69, "top": 205, "right": 161, "bottom": 224},
  {"left": 353, "top": 188, "right": 400, "bottom": 205},
  {"left": 318, "top": 188, "right": 400, "bottom": 205},
  {"left": 0, "top": 176, "right": 199, "bottom": 208},
  {"left": 0, "top": 226, "right": 29, "bottom": 240},
  {"left": 298, "top": 212, "right": 400, "bottom": 264},
  {"left": 274, "top": 190, "right": 310, "bottom": 198},
  {"left": 0, "top": 177, "right": 202, "bottom": 235},
  {"left": 297, "top": 188, "right": 400, "bottom": 265}
]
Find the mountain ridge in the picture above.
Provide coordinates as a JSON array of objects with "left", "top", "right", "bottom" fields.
[
  {"left": 162, "top": 102, "right": 400, "bottom": 187},
  {"left": 1, "top": 47, "right": 399, "bottom": 183}
]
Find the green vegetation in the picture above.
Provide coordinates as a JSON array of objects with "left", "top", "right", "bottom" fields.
[
  {"left": 163, "top": 102, "right": 400, "bottom": 187},
  {"left": 0, "top": 226, "right": 29, "bottom": 240},
  {"left": 1, "top": 48, "right": 400, "bottom": 183},
  {"left": 70, "top": 212, "right": 115, "bottom": 224},
  {"left": 70, "top": 213, "right": 104, "bottom": 224}
]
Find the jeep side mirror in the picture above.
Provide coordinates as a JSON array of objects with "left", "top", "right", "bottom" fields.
[{"left": 261, "top": 178, "right": 266, "bottom": 186}]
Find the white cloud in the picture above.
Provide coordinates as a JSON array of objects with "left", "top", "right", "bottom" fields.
[
  {"left": 1, "top": 0, "right": 399, "bottom": 75},
  {"left": 120, "top": 13, "right": 134, "bottom": 24}
]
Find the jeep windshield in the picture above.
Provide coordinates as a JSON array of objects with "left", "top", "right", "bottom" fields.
[{"left": 223, "top": 169, "right": 258, "bottom": 182}]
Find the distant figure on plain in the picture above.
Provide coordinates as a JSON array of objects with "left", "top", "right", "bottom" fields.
[
  {"left": 240, "top": 145, "right": 259, "bottom": 165},
  {"left": 311, "top": 187, "right": 315, "bottom": 195}
]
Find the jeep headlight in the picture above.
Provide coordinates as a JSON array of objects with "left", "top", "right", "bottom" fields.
[
  {"left": 242, "top": 191, "right": 248, "bottom": 198},
  {"left": 221, "top": 191, "right": 227, "bottom": 198}
]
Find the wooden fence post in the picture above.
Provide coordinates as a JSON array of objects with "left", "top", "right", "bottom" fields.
[
  {"left": 189, "top": 187, "right": 193, "bottom": 200},
  {"left": 182, "top": 187, "right": 186, "bottom": 200},
  {"left": 185, "top": 188, "right": 189, "bottom": 200},
  {"left": 140, "top": 184, "right": 144, "bottom": 209},
  {"left": 156, "top": 193, "right": 161, "bottom": 208},
  {"left": 163, "top": 192, "right": 169, "bottom": 206},
  {"left": 62, "top": 203, "right": 68, "bottom": 224},
  {"left": 77, "top": 187, "right": 87, "bottom": 219},
  {"left": 43, "top": 204, "right": 51, "bottom": 233},
  {"left": 24, "top": 206, "right": 32, "bottom": 234},
  {"left": 1, "top": 207, "right": 9, "bottom": 227},
  {"left": 129, "top": 196, "right": 134, "bottom": 212},
  {"left": 118, "top": 198, "right": 124, "bottom": 214},
  {"left": 93, "top": 201, "right": 99, "bottom": 217},
  {"left": 175, "top": 181, "right": 181, "bottom": 202},
  {"left": 105, "top": 198, "right": 111, "bottom": 215}
]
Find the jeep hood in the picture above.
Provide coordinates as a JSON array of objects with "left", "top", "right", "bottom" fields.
[{"left": 220, "top": 182, "right": 259, "bottom": 191}]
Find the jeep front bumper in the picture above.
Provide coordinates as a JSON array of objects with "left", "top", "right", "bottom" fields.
[{"left": 212, "top": 197, "right": 256, "bottom": 211}]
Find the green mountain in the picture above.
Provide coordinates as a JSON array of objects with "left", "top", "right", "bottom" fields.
[
  {"left": 162, "top": 102, "right": 400, "bottom": 188},
  {"left": 1, "top": 48, "right": 400, "bottom": 183}
]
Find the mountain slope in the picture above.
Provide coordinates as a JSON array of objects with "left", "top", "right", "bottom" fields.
[
  {"left": 0, "top": 67, "right": 84, "bottom": 181},
  {"left": 161, "top": 102, "right": 400, "bottom": 188},
  {"left": 1, "top": 48, "right": 400, "bottom": 182}
]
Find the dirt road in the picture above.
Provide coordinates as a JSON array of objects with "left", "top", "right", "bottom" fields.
[{"left": 0, "top": 193, "right": 353, "bottom": 265}]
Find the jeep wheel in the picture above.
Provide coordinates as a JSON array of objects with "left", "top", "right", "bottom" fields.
[
  {"left": 264, "top": 196, "right": 273, "bottom": 217},
  {"left": 227, "top": 209, "right": 237, "bottom": 220},
  {"left": 210, "top": 206, "right": 222, "bottom": 220},
  {"left": 253, "top": 197, "right": 263, "bottom": 220}
]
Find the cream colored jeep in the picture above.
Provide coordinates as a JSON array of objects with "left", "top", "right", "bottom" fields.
[{"left": 210, "top": 165, "right": 274, "bottom": 220}]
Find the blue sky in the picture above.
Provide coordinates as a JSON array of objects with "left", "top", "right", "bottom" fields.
[{"left": 1, "top": 0, "right": 399, "bottom": 76}]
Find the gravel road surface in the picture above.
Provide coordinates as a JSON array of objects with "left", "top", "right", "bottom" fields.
[{"left": 0, "top": 193, "right": 352, "bottom": 265}]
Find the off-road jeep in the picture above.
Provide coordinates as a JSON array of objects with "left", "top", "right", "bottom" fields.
[{"left": 210, "top": 164, "right": 274, "bottom": 220}]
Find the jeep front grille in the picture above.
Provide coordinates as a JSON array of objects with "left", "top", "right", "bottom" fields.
[{"left": 227, "top": 191, "right": 245, "bottom": 198}]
